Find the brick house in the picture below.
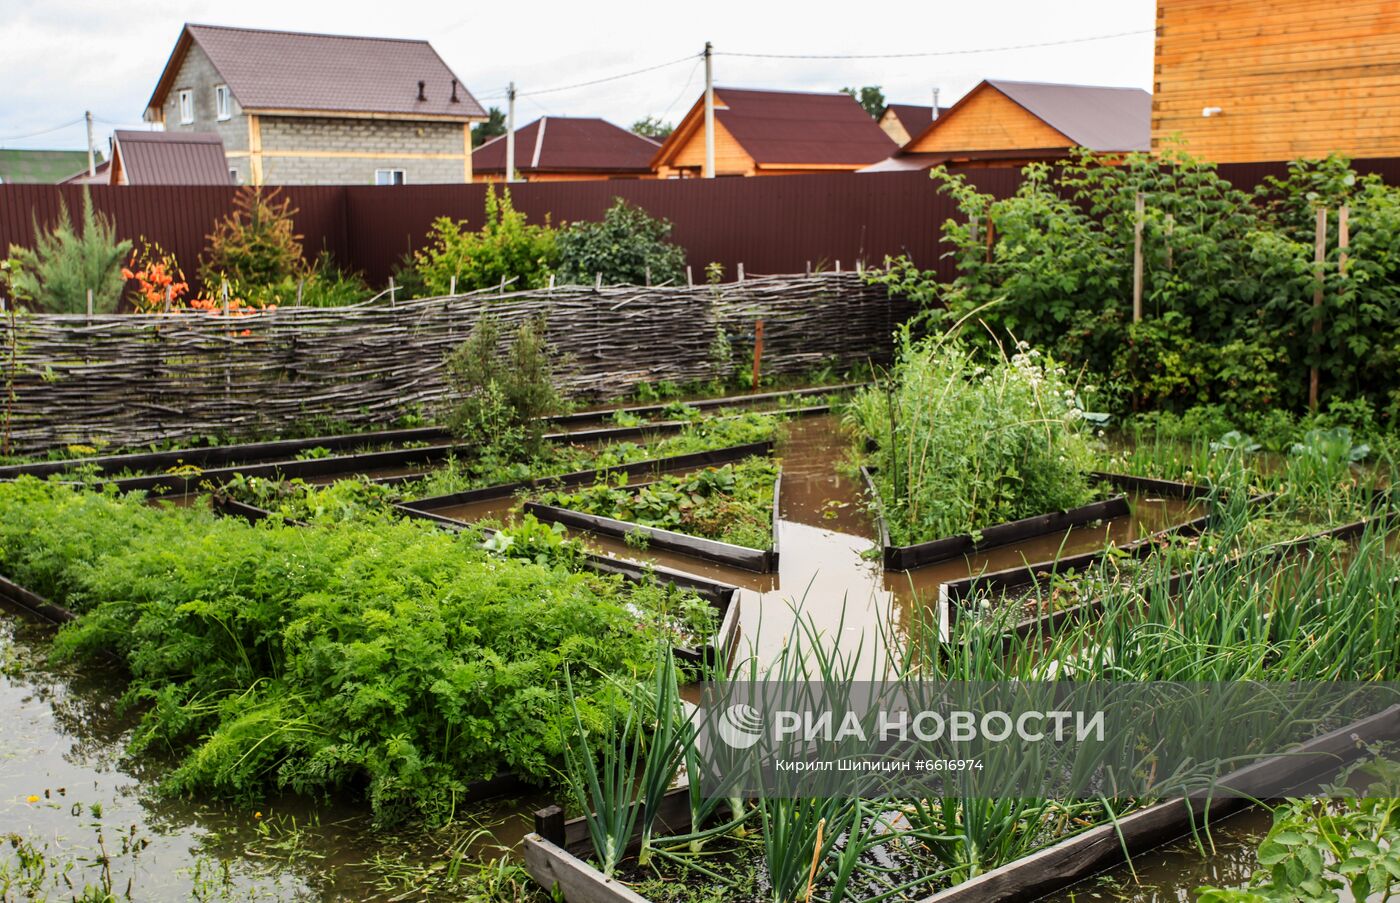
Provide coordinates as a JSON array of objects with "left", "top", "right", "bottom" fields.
[{"left": 144, "top": 24, "right": 486, "bottom": 185}]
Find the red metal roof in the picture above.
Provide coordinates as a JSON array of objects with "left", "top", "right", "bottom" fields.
[
  {"left": 148, "top": 24, "right": 484, "bottom": 121},
  {"left": 653, "top": 88, "right": 898, "bottom": 170},
  {"left": 112, "top": 131, "right": 231, "bottom": 185},
  {"left": 474, "top": 117, "right": 659, "bottom": 174},
  {"left": 986, "top": 80, "right": 1150, "bottom": 151},
  {"left": 713, "top": 88, "right": 897, "bottom": 165}
]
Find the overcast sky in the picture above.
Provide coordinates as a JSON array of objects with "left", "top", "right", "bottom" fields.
[{"left": 0, "top": 0, "right": 1156, "bottom": 152}]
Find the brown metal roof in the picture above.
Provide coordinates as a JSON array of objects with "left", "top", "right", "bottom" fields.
[
  {"left": 148, "top": 24, "right": 484, "bottom": 121},
  {"left": 714, "top": 88, "right": 898, "bottom": 165},
  {"left": 111, "top": 130, "right": 231, "bottom": 185},
  {"left": 474, "top": 117, "right": 659, "bottom": 174},
  {"left": 881, "top": 103, "right": 950, "bottom": 134},
  {"left": 653, "top": 88, "right": 897, "bottom": 170},
  {"left": 981, "top": 80, "right": 1149, "bottom": 151}
]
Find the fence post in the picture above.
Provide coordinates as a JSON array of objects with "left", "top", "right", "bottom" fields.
[
  {"left": 220, "top": 281, "right": 229, "bottom": 317},
  {"left": 548, "top": 273, "right": 555, "bottom": 292},
  {"left": 296, "top": 278, "right": 304, "bottom": 307},
  {"left": 835, "top": 260, "right": 841, "bottom": 273},
  {"left": 595, "top": 273, "right": 602, "bottom": 291},
  {"left": 805, "top": 260, "right": 811, "bottom": 276},
  {"left": 86, "top": 288, "right": 93, "bottom": 322},
  {"left": 686, "top": 265, "right": 693, "bottom": 287},
  {"left": 166, "top": 284, "right": 174, "bottom": 314},
  {"left": 1132, "top": 192, "right": 1145, "bottom": 323},
  {"left": 751, "top": 319, "right": 764, "bottom": 388},
  {"left": 389, "top": 277, "right": 397, "bottom": 307},
  {"left": 645, "top": 266, "right": 652, "bottom": 287},
  {"left": 737, "top": 263, "right": 745, "bottom": 282},
  {"left": 1309, "top": 206, "right": 1327, "bottom": 411},
  {"left": 449, "top": 275, "right": 457, "bottom": 296}
]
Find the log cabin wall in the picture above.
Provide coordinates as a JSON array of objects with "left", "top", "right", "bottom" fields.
[{"left": 1153, "top": 0, "right": 1400, "bottom": 161}]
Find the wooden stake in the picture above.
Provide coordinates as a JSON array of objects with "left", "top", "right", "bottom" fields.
[
  {"left": 685, "top": 265, "right": 693, "bottom": 287},
  {"left": 389, "top": 276, "right": 397, "bottom": 306},
  {"left": 835, "top": 260, "right": 842, "bottom": 273},
  {"left": 1338, "top": 205, "right": 1350, "bottom": 276},
  {"left": 751, "top": 319, "right": 764, "bottom": 388},
  {"left": 984, "top": 215, "right": 995, "bottom": 264},
  {"left": 296, "top": 278, "right": 304, "bottom": 306},
  {"left": 1132, "top": 192, "right": 1145, "bottom": 323},
  {"left": 645, "top": 266, "right": 651, "bottom": 287},
  {"left": 1309, "top": 206, "right": 1327, "bottom": 411},
  {"left": 449, "top": 275, "right": 457, "bottom": 295},
  {"left": 220, "top": 281, "right": 228, "bottom": 317},
  {"left": 86, "top": 288, "right": 93, "bottom": 321},
  {"left": 594, "top": 273, "right": 602, "bottom": 290},
  {"left": 548, "top": 273, "right": 555, "bottom": 291},
  {"left": 737, "top": 262, "right": 745, "bottom": 282}
]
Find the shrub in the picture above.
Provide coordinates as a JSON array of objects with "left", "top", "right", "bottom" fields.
[
  {"left": 412, "top": 187, "right": 555, "bottom": 294},
  {"left": 555, "top": 198, "right": 687, "bottom": 285},
  {"left": 847, "top": 334, "right": 1096, "bottom": 544},
  {"left": 442, "top": 314, "right": 561, "bottom": 460},
  {"left": 199, "top": 186, "right": 305, "bottom": 292},
  {"left": 6, "top": 189, "right": 131, "bottom": 313}
]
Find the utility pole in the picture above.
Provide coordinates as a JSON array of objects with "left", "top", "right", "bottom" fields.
[
  {"left": 505, "top": 82, "right": 517, "bottom": 183},
  {"left": 703, "top": 41, "right": 715, "bottom": 179},
  {"left": 85, "top": 110, "right": 96, "bottom": 177}
]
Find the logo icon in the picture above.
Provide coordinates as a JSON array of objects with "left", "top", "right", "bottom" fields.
[{"left": 715, "top": 703, "right": 764, "bottom": 749}]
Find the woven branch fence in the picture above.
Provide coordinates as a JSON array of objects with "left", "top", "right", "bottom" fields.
[{"left": 0, "top": 272, "right": 913, "bottom": 455}]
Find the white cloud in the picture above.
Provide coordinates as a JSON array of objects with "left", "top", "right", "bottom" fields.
[{"left": 0, "top": 0, "right": 1154, "bottom": 150}]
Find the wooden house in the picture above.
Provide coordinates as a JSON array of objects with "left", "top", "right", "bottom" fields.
[
  {"left": 863, "top": 79, "right": 1150, "bottom": 171},
  {"left": 473, "top": 116, "right": 659, "bottom": 182},
  {"left": 1153, "top": 0, "right": 1400, "bottom": 161},
  {"left": 650, "top": 87, "right": 896, "bottom": 177},
  {"left": 877, "top": 103, "right": 949, "bottom": 147}
]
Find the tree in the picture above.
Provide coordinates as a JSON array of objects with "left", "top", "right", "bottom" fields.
[
  {"left": 840, "top": 85, "right": 886, "bottom": 118},
  {"left": 472, "top": 107, "right": 507, "bottom": 147},
  {"left": 6, "top": 189, "right": 131, "bottom": 314},
  {"left": 630, "top": 116, "right": 674, "bottom": 140},
  {"left": 199, "top": 186, "right": 305, "bottom": 291}
]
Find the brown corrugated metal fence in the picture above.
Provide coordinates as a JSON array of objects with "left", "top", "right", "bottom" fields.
[{"left": 3, "top": 160, "right": 1400, "bottom": 290}]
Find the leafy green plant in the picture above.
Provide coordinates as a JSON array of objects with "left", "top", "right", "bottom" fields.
[
  {"left": 6, "top": 189, "right": 131, "bottom": 314},
  {"left": 0, "top": 478, "right": 707, "bottom": 826},
  {"left": 555, "top": 198, "right": 687, "bottom": 286},
  {"left": 1196, "top": 757, "right": 1400, "bottom": 903},
  {"left": 847, "top": 334, "right": 1096, "bottom": 545},
  {"left": 412, "top": 187, "right": 556, "bottom": 294}
]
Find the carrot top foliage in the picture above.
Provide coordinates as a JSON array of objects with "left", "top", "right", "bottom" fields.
[{"left": 0, "top": 477, "right": 699, "bottom": 825}]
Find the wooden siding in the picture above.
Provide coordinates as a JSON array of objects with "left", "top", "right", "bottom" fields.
[
  {"left": 655, "top": 114, "right": 754, "bottom": 177},
  {"left": 1153, "top": 0, "right": 1400, "bottom": 161},
  {"left": 904, "top": 85, "right": 1071, "bottom": 153},
  {"left": 879, "top": 110, "right": 913, "bottom": 146}
]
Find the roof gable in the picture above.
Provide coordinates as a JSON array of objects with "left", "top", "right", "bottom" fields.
[
  {"left": 148, "top": 24, "right": 485, "bottom": 121},
  {"left": 652, "top": 87, "right": 896, "bottom": 169},
  {"left": 987, "top": 79, "right": 1150, "bottom": 151},
  {"left": 112, "top": 130, "right": 231, "bottom": 185},
  {"left": 474, "top": 117, "right": 659, "bottom": 173}
]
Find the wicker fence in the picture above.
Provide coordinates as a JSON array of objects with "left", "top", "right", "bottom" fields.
[{"left": 1, "top": 272, "right": 911, "bottom": 454}]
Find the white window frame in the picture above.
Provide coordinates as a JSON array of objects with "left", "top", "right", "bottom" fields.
[
  {"left": 374, "top": 169, "right": 406, "bottom": 186},
  {"left": 215, "top": 85, "right": 231, "bottom": 121},
  {"left": 177, "top": 89, "right": 193, "bottom": 124}
]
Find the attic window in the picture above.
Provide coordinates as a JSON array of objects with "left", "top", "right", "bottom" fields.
[
  {"left": 178, "top": 89, "right": 193, "bottom": 124},
  {"left": 215, "top": 85, "right": 231, "bottom": 121}
]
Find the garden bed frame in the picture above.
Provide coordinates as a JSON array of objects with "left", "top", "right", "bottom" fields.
[
  {"left": 519, "top": 703, "right": 1400, "bottom": 903},
  {"left": 861, "top": 467, "right": 1143, "bottom": 571},
  {"left": 0, "top": 384, "right": 854, "bottom": 482},
  {"left": 940, "top": 496, "right": 1391, "bottom": 644},
  {"left": 522, "top": 473, "right": 782, "bottom": 574},
  {"left": 396, "top": 441, "right": 773, "bottom": 516}
]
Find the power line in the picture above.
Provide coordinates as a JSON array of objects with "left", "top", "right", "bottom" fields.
[
  {"left": 0, "top": 117, "right": 85, "bottom": 143},
  {"left": 715, "top": 28, "right": 1152, "bottom": 60},
  {"left": 516, "top": 53, "right": 701, "bottom": 98}
]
